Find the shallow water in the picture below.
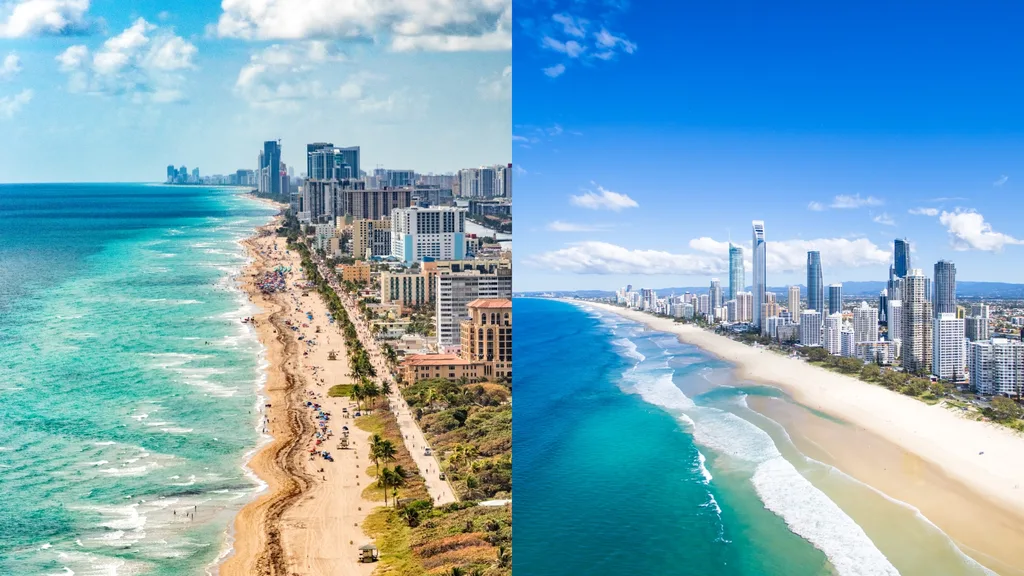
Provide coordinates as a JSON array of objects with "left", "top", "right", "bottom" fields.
[{"left": 0, "top": 184, "right": 276, "bottom": 575}]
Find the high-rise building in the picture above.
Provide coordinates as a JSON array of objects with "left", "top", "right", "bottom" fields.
[
  {"left": 970, "top": 338, "right": 1024, "bottom": 395},
  {"left": 436, "top": 266, "right": 512, "bottom": 347},
  {"left": 352, "top": 218, "right": 392, "bottom": 260},
  {"left": 262, "top": 140, "right": 282, "bottom": 196},
  {"left": 391, "top": 206, "right": 467, "bottom": 264},
  {"left": 788, "top": 285, "right": 801, "bottom": 321},
  {"left": 736, "top": 291, "right": 753, "bottom": 323},
  {"left": 166, "top": 165, "right": 175, "bottom": 183},
  {"left": 807, "top": 251, "right": 823, "bottom": 314},
  {"left": 841, "top": 325, "right": 856, "bottom": 358},
  {"left": 965, "top": 316, "right": 990, "bottom": 342},
  {"left": 933, "top": 313, "right": 966, "bottom": 383},
  {"left": 971, "top": 303, "right": 991, "bottom": 318},
  {"left": 828, "top": 284, "right": 843, "bottom": 316},
  {"left": 879, "top": 288, "right": 888, "bottom": 325},
  {"left": 852, "top": 301, "right": 878, "bottom": 344},
  {"left": 887, "top": 300, "right": 903, "bottom": 343},
  {"left": 306, "top": 142, "right": 333, "bottom": 177},
  {"left": 800, "top": 310, "right": 822, "bottom": 346},
  {"left": 752, "top": 221, "right": 766, "bottom": 331},
  {"left": 728, "top": 244, "right": 744, "bottom": 300},
  {"left": 893, "top": 238, "right": 911, "bottom": 278},
  {"left": 710, "top": 279, "right": 722, "bottom": 311},
  {"left": 902, "top": 269, "right": 933, "bottom": 375},
  {"left": 934, "top": 260, "right": 956, "bottom": 317},
  {"left": 824, "top": 313, "right": 843, "bottom": 355}
]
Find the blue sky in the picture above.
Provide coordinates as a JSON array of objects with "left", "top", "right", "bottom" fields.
[
  {"left": 512, "top": 0, "right": 1024, "bottom": 291},
  {"left": 0, "top": 0, "right": 510, "bottom": 182}
]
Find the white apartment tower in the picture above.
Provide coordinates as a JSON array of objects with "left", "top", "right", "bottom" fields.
[
  {"left": 969, "top": 338, "right": 1024, "bottom": 396},
  {"left": 852, "top": 301, "right": 879, "bottom": 344},
  {"left": 391, "top": 206, "right": 467, "bottom": 264},
  {"left": 902, "top": 269, "right": 933, "bottom": 375},
  {"left": 932, "top": 313, "right": 966, "bottom": 383},
  {"left": 824, "top": 313, "right": 843, "bottom": 355},
  {"left": 800, "top": 310, "right": 822, "bottom": 346},
  {"left": 788, "top": 285, "right": 801, "bottom": 321}
]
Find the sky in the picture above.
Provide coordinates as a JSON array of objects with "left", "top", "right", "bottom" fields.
[
  {"left": 0, "top": 0, "right": 511, "bottom": 182},
  {"left": 512, "top": 0, "right": 1024, "bottom": 291}
]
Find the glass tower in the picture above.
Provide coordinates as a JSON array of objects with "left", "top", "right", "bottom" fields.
[
  {"left": 752, "top": 221, "right": 766, "bottom": 330},
  {"left": 807, "top": 251, "right": 823, "bottom": 314},
  {"left": 894, "top": 238, "right": 911, "bottom": 278},
  {"left": 728, "top": 243, "right": 744, "bottom": 300},
  {"left": 934, "top": 260, "right": 956, "bottom": 316}
]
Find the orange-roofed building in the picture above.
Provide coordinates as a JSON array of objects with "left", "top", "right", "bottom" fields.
[{"left": 460, "top": 298, "right": 512, "bottom": 382}]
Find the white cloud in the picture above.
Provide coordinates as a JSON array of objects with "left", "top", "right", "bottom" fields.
[
  {"left": 0, "top": 52, "right": 20, "bottom": 80},
  {"left": 938, "top": 209, "right": 1024, "bottom": 252},
  {"left": 830, "top": 193, "right": 883, "bottom": 209},
  {"left": 546, "top": 220, "right": 612, "bottom": 232},
  {"left": 688, "top": 235, "right": 890, "bottom": 273},
  {"left": 0, "top": 0, "right": 90, "bottom": 38},
  {"left": 526, "top": 241, "right": 726, "bottom": 275},
  {"left": 807, "top": 201, "right": 825, "bottom": 211},
  {"left": 543, "top": 63, "right": 565, "bottom": 77},
  {"left": 477, "top": 65, "right": 510, "bottom": 100},
  {"left": 994, "top": 175, "right": 1008, "bottom": 187},
  {"left": 872, "top": 212, "right": 895, "bottom": 226},
  {"left": 0, "top": 87, "right": 31, "bottom": 118},
  {"left": 594, "top": 27, "right": 636, "bottom": 54},
  {"left": 908, "top": 207, "right": 939, "bottom": 216},
  {"left": 570, "top": 183, "right": 638, "bottom": 211},
  {"left": 216, "top": 0, "right": 511, "bottom": 52},
  {"left": 552, "top": 13, "right": 587, "bottom": 38},
  {"left": 55, "top": 18, "right": 197, "bottom": 103},
  {"left": 236, "top": 41, "right": 350, "bottom": 110},
  {"left": 542, "top": 36, "right": 585, "bottom": 58}
]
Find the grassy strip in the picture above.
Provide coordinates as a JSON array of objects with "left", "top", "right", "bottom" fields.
[
  {"left": 355, "top": 413, "right": 429, "bottom": 503},
  {"left": 328, "top": 384, "right": 355, "bottom": 397}
]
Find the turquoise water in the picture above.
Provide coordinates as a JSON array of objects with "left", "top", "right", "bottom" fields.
[
  {"left": 513, "top": 299, "right": 992, "bottom": 576},
  {"left": 0, "top": 184, "right": 276, "bottom": 575}
]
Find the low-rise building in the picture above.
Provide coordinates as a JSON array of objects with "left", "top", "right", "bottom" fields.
[
  {"left": 339, "top": 262, "right": 371, "bottom": 283},
  {"left": 401, "top": 354, "right": 480, "bottom": 384}
]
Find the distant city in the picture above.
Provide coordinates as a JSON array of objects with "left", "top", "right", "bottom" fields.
[{"left": 613, "top": 220, "right": 1024, "bottom": 397}]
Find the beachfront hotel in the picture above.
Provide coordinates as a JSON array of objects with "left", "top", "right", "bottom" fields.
[
  {"left": 390, "top": 206, "right": 468, "bottom": 264},
  {"left": 969, "top": 338, "right": 1024, "bottom": 396},
  {"left": 902, "top": 269, "right": 934, "bottom": 375},
  {"left": 460, "top": 298, "right": 513, "bottom": 381},
  {"left": 933, "top": 312, "right": 967, "bottom": 384}
]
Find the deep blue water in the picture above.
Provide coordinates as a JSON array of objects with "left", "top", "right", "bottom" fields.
[{"left": 0, "top": 184, "right": 276, "bottom": 575}]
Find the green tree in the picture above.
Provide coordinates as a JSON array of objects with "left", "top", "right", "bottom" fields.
[
  {"left": 860, "top": 363, "right": 881, "bottom": 381},
  {"left": 400, "top": 506, "right": 420, "bottom": 527},
  {"left": 991, "top": 396, "right": 1024, "bottom": 421}
]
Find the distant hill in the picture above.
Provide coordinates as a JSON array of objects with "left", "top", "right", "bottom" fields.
[{"left": 516, "top": 281, "right": 1024, "bottom": 300}]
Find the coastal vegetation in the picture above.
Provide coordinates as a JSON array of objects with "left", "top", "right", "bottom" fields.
[
  {"left": 403, "top": 378, "right": 512, "bottom": 501},
  {"left": 356, "top": 413, "right": 429, "bottom": 503},
  {"left": 363, "top": 502, "right": 511, "bottom": 576}
]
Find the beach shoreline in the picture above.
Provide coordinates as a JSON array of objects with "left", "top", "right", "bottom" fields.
[
  {"left": 573, "top": 299, "right": 1024, "bottom": 575},
  {"left": 218, "top": 208, "right": 377, "bottom": 576}
]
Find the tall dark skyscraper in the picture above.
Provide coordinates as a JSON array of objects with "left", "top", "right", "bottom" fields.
[
  {"left": 306, "top": 142, "right": 333, "bottom": 178},
  {"left": 263, "top": 140, "right": 282, "bottom": 196},
  {"left": 893, "top": 238, "right": 911, "bottom": 278},
  {"left": 828, "top": 284, "right": 843, "bottom": 315},
  {"left": 934, "top": 260, "right": 956, "bottom": 316},
  {"left": 807, "top": 251, "right": 823, "bottom": 314}
]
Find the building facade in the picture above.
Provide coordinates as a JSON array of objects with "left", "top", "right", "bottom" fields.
[
  {"left": 729, "top": 243, "right": 744, "bottom": 300},
  {"left": 933, "top": 312, "right": 966, "bottom": 383},
  {"left": 969, "top": 338, "right": 1024, "bottom": 396},
  {"left": 934, "top": 260, "right": 957, "bottom": 317},
  {"left": 752, "top": 221, "right": 766, "bottom": 331},
  {"left": 459, "top": 298, "right": 512, "bottom": 381},
  {"left": 902, "top": 269, "right": 934, "bottom": 375},
  {"left": 828, "top": 284, "right": 843, "bottom": 316},
  {"left": 807, "top": 251, "right": 824, "bottom": 314},
  {"left": 436, "top": 267, "right": 513, "bottom": 347},
  {"left": 391, "top": 206, "right": 467, "bottom": 264}
]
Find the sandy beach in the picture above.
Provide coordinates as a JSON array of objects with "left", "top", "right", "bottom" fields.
[
  {"left": 581, "top": 300, "right": 1024, "bottom": 575},
  {"left": 220, "top": 219, "right": 375, "bottom": 576}
]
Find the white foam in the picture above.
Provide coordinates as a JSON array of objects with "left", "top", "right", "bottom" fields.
[
  {"left": 697, "top": 451, "right": 713, "bottom": 483},
  {"left": 610, "top": 337, "right": 646, "bottom": 362}
]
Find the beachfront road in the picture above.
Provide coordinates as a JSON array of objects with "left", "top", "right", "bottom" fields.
[{"left": 315, "top": 258, "right": 458, "bottom": 506}]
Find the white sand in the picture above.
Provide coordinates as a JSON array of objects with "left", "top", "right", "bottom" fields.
[{"left": 582, "top": 301, "right": 1024, "bottom": 519}]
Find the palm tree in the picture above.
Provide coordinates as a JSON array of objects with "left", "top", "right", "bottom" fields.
[
  {"left": 378, "top": 467, "right": 399, "bottom": 505},
  {"left": 376, "top": 439, "right": 396, "bottom": 469},
  {"left": 369, "top": 434, "right": 384, "bottom": 473},
  {"left": 497, "top": 546, "right": 511, "bottom": 568},
  {"left": 381, "top": 380, "right": 392, "bottom": 398},
  {"left": 447, "top": 568, "right": 465, "bottom": 576},
  {"left": 400, "top": 506, "right": 420, "bottom": 527}
]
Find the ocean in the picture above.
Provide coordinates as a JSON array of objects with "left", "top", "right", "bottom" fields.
[
  {"left": 0, "top": 184, "right": 276, "bottom": 575},
  {"left": 513, "top": 298, "right": 994, "bottom": 576}
]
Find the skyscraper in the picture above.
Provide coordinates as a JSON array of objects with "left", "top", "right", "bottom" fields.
[
  {"left": 262, "top": 140, "right": 282, "bottom": 196},
  {"left": 788, "top": 285, "right": 801, "bottom": 321},
  {"left": 934, "top": 260, "right": 956, "bottom": 316},
  {"left": 807, "top": 251, "right": 823, "bottom": 314},
  {"left": 710, "top": 279, "right": 722, "bottom": 311},
  {"left": 902, "top": 269, "right": 933, "bottom": 375},
  {"left": 933, "top": 312, "right": 966, "bottom": 383},
  {"left": 306, "top": 142, "right": 333, "bottom": 177},
  {"left": 852, "top": 301, "right": 878, "bottom": 344},
  {"left": 752, "top": 221, "right": 766, "bottom": 331},
  {"left": 728, "top": 244, "right": 744, "bottom": 300},
  {"left": 893, "top": 238, "right": 911, "bottom": 278},
  {"left": 828, "top": 284, "right": 843, "bottom": 315}
]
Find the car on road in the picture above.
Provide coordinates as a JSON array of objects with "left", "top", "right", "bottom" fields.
[
  {"left": 424, "top": 447, "right": 432, "bottom": 456},
  {"left": 438, "top": 472, "right": 445, "bottom": 480}
]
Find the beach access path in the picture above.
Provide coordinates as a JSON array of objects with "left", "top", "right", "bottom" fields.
[
  {"left": 316, "top": 257, "right": 459, "bottom": 506},
  {"left": 581, "top": 299, "right": 1024, "bottom": 574},
  {"left": 221, "top": 229, "right": 375, "bottom": 576}
]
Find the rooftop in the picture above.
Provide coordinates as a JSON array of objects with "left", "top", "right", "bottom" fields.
[
  {"left": 403, "top": 354, "right": 474, "bottom": 367},
  {"left": 467, "top": 298, "right": 513, "bottom": 309}
]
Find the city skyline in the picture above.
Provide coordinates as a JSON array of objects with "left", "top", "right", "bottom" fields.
[
  {"left": 513, "top": 1, "right": 1024, "bottom": 291},
  {"left": 0, "top": 0, "right": 511, "bottom": 182}
]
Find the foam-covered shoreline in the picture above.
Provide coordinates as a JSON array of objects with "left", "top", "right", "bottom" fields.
[{"left": 576, "top": 299, "right": 1024, "bottom": 573}]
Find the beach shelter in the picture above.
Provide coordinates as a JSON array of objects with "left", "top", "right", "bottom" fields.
[{"left": 358, "top": 543, "right": 379, "bottom": 562}]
